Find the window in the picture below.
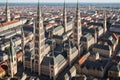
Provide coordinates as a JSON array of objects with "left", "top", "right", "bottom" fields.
[
  {"left": 74, "top": 35, "right": 78, "bottom": 39},
  {"left": 109, "top": 72, "right": 112, "bottom": 75},
  {"left": 35, "top": 29, "right": 39, "bottom": 34},
  {"left": 35, "top": 36, "right": 39, "bottom": 41},
  {"left": 35, "top": 50, "right": 39, "bottom": 55},
  {"left": 51, "top": 66, "right": 53, "bottom": 69},
  {"left": 35, "top": 61, "right": 38, "bottom": 64},
  {"left": 74, "top": 29, "right": 77, "bottom": 32},
  {"left": 14, "top": 57, "right": 16, "bottom": 61},
  {"left": 35, "top": 43, "right": 39, "bottom": 48},
  {"left": 51, "top": 70, "right": 53, "bottom": 73}
]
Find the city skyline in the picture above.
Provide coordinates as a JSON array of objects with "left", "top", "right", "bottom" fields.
[
  {"left": 0, "top": 0, "right": 120, "bottom": 3},
  {"left": 0, "top": 0, "right": 120, "bottom": 79}
]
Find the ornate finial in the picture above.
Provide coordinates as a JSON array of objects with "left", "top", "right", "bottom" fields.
[
  {"left": 77, "top": 0, "right": 79, "bottom": 9},
  {"left": 76, "top": 0, "right": 79, "bottom": 18},
  {"left": 37, "top": 0, "right": 42, "bottom": 20},
  {"left": 63, "top": 0, "right": 67, "bottom": 32},
  {"left": 64, "top": 0, "right": 66, "bottom": 9},
  {"left": 103, "top": 8, "right": 107, "bottom": 33}
]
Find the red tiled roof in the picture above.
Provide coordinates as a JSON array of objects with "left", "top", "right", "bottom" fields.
[
  {"left": 0, "top": 15, "right": 5, "bottom": 18},
  {"left": 88, "top": 25, "right": 94, "bottom": 29},
  {"left": 30, "top": 40, "right": 34, "bottom": 44},
  {"left": 104, "top": 42, "right": 108, "bottom": 46},
  {"left": 112, "top": 33, "right": 118, "bottom": 40},
  {"left": 0, "top": 66, "right": 5, "bottom": 73},
  {"left": 0, "top": 51, "right": 23, "bottom": 66},
  {"left": 107, "top": 77, "right": 110, "bottom": 80},
  {"left": 46, "top": 24, "right": 52, "bottom": 28},
  {"left": 78, "top": 55, "right": 87, "bottom": 65},
  {"left": 46, "top": 22, "right": 58, "bottom": 28},
  {"left": 1, "top": 61, "right": 8, "bottom": 66},
  {"left": 0, "top": 51, "right": 23, "bottom": 74},
  {"left": 23, "top": 24, "right": 32, "bottom": 27},
  {"left": 0, "top": 20, "right": 19, "bottom": 27},
  {"left": 98, "top": 41, "right": 102, "bottom": 44}
]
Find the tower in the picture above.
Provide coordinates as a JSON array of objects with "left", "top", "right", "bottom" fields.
[
  {"left": 73, "top": 0, "right": 82, "bottom": 51},
  {"left": 104, "top": 9, "right": 107, "bottom": 33},
  {"left": 67, "top": 39, "right": 72, "bottom": 66},
  {"left": 21, "top": 27, "right": 25, "bottom": 69},
  {"left": 49, "top": 49, "right": 56, "bottom": 80},
  {"left": 8, "top": 38, "right": 17, "bottom": 78},
  {"left": 94, "top": 28, "right": 97, "bottom": 43},
  {"left": 34, "top": 0, "right": 45, "bottom": 75},
  {"left": 63, "top": 0, "right": 67, "bottom": 33},
  {"left": 49, "top": 55, "right": 56, "bottom": 80},
  {"left": 5, "top": 0, "right": 11, "bottom": 22}
]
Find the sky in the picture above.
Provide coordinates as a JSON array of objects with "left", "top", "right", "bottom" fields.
[{"left": 0, "top": 0, "right": 120, "bottom": 3}]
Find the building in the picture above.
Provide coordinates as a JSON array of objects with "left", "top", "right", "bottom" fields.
[
  {"left": 41, "top": 52, "right": 68, "bottom": 80},
  {"left": 0, "top": 33, "right": 33, "bottom": 51},
  {"left": 73, "top": 0, "right": 82, "bottom": 55},
  {"left": 87, "top": 52, "right": 99, "bottom": 61},
  {"left": 78, "top": 59, "right": 109, "bottom": 78},
  {"left": 63, "top": 0, "right": 67, "bottom": 33},
  {"left": 86, "top": 26, "right": 103, "bottom": 43},
  {"left": 81, "top": 33, "right": 95, "bottom": 51},
  {"left": 103, "top": 10, "right": 107, "bottom": 34},
  {"left": 100, "top": 33, "right": 118, "bottom": 51},
  {"left": 110, "top": 22, "right": 120, "bottom": 34},
  {"left": 7, "top": 39, "right": 17, "bottom": 78},
  {"left": 108, "top": 64, "right": 120, "bottom": 78},
  {"left": 53, "top": 30, "right": 72, "bottom": 44},
  {"left": 92, "top": 33, "right": 118, "bottom": 57},
  {"left": 64, "top": 39, "right": 79, "bottom": 66},
  {"left": 48, "top": 21, "right": 73, "bottom": 36},
  {"left": 5, "top": 0, "right": 11, "bottom": 22},
  {"left": 86, "top": 22, "right": 104, "bottom": 38},
  {"left": 92, "top": 44, "right": 112, "bottom": 57},
  {"left": 23, "top": 0, "right": 83, "bottom": 80},
  {"left": 72, "top": 75, "right": 87, "bottom": 80},
  {"left": 64, "top": 66, "right": 77, "bottom": 80},
  {"left": 33, "top": 1, "right": 46, "bottom": 75}
]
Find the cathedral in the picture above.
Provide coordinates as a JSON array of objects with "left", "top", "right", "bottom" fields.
[
  {"left": 1, "top": 0, "right": 108, "bottom": 79},
  {"left": 23, "top": 0, "right": 83, "bottom": 80},
  {"left": 0, "top": 0, "right": 111, "bottom": 79}
]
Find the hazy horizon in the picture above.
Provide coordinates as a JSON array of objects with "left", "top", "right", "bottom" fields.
[{"left": 0, "top": 0, "right": 120, "bottom": 3}]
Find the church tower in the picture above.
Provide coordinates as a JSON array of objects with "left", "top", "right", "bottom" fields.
[
  {"left": 21, "top": 27, "right": 25, "bottom": 69},
  {"left": 63, "top": 0, "right": 67, "bottom": 33},
  {"left": 49, "top": 42, "right": 56, "bottom": 80},
  {"left": 104, "top": 10, "right": 107, "bottom": 33},
  {"left": 5, "top": 0, "right": 11, "bottom": 22},
  {"left": 73, "top": 0, "right": 82, "bottom": 51},
  {"left": 34, "top": 0, "right": 45, "bottom": 75},
  {"left": 67, "top": 39, "right": 72, "bottom": 66},
  {"left": 8, "top": 38, "right": 17, "bottom": 78}
]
